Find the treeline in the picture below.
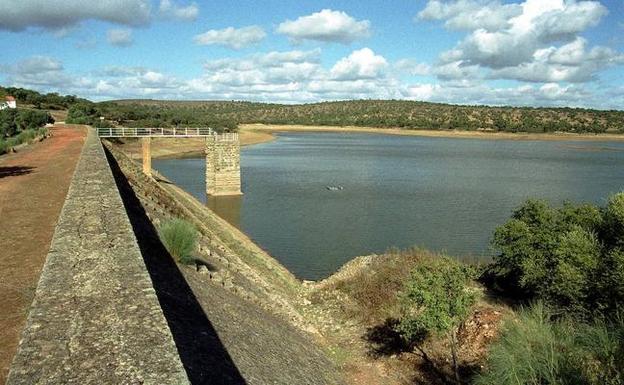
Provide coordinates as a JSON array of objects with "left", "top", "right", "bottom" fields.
[
  {"left": 67, "top": 101, "right": 242, "bottom": 132},
  {"left": 0, "top": 109, "right": 53, "bottom": 154},
  {"left": 0, "top": 109, "right": 53, "bottom": 138},
  {"left": 93, "top": 99, "right": 624, "bottom": 134},
  {"left": 0, "top": 86, "right": 88, "bottom": 110}
]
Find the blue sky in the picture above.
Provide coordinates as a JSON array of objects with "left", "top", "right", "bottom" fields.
[{"left": 0, "top": 0, "right": 623, "bottom": 108}]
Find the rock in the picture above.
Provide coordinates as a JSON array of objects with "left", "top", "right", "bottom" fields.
[{"left": 197, "top": 265, "right": 209, "bottom": 274}]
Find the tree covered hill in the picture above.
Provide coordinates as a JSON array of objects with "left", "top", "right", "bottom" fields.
[
  {"left": 92, "top": 99, "right": 624, "bottom": 134},
  {"left": 0, "top": 85, "right": 620, "bottom": 134}
]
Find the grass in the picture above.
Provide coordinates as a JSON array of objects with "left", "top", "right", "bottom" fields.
[
  {"left": 474, "top": 302, "right": 624, "bottom": 385},
  {"left": 330, "top": 247, "right": 448, "bottom": 323},
  {"left": 0, "top": 127, "right": 48, "bottom": 155},
  {"left": 158, "top": 218, "right": 198, "bottom": 265}
]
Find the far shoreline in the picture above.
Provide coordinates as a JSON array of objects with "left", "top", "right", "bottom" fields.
[
  {"left": 116, "top": 123, "right": 624, "bottom": 160},
  {"left": 240, "top": 123, "right": 624, "bottom": 144}
]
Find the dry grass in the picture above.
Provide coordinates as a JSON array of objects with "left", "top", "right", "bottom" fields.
[{"left": 327, "top": 247, "right": 441, "bottom": 323}]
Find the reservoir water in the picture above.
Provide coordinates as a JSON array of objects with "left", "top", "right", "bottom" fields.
[{"left": 153, "top": 132, "right": 624, "bottom": 280}]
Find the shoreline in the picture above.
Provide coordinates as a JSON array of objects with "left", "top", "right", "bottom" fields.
[
  {"left": 240, "top": 123, "right": 624, "bottom": 143},
  {"left": 116, "top": 123, "right": 624, "bottom": 160}
]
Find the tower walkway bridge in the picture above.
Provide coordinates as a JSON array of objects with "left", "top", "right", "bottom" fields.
[{"left": 97, "top": 127, "right": 242, "bottom": 196}]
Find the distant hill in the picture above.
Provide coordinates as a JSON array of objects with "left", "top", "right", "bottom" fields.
[
  {"left": 1, "top": 85, "right": 619, "bottom": 134},
  {"left": 100, "top": 99, "right": 624, "bottom": 134},
  {"left": 0, "top": 86, "right": 89, "bottom": 110}
]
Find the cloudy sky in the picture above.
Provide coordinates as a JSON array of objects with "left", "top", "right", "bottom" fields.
[{"left": 0, "top": 0, "right": 623, "bottom": 108}]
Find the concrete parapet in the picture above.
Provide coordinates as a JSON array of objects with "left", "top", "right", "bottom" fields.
[
  {"left": 6, "top": 129, "right": 189, "bottom": 385},
  {"left": 205, "top": 133, "right": 242, "bottom": 196}
]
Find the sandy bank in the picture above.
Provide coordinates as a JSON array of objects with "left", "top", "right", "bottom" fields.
[
  {"left": 241, "top": 123, "right": 624, "bottom": 142},
  {"left": 116, "top": 123, "right": 624, "bottom": 160}
]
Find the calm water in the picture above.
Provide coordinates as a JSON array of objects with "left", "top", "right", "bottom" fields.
[{"left": 153, "top": 132, "right": 624, "bottom": 280}]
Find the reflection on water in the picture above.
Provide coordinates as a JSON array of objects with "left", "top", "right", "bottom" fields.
[
  {"left": 206, "top": 195, "right": 242, "bottom": 228},
  {"left": 153, "top": 132, "right": 624, "bottom": 280}
]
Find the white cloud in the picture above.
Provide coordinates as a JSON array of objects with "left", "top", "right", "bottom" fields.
[
  {"left": 0, "top": 56, "right": 64, "bottom": 74},
  {"left": 0, "top": 0, "right": 151, "bottom": 32},
  {"left": 330, "top": 48, "right": 388, "bottom": 80},
  {"left": 185, "top": 48, "right": 397, "bottom": 102},
  {"left": 2, "top": 51, "right": 622, "bottom": 109},
  {"left": 158, "top": 0, "right": 198, "bottom": 21},
  {"left": 488, "top": 37, "right": 624, "bottom": 83},
  {"left": 402, "top": 81, "right": 595, "bottom": 108},
  {"left": 277, "top": 9, "right": 370, "bottom": 43},
  {"left": 434, "top": 0, "right": 609, "bottom": 68},
  {"left": 395, "top": 59, "right": 431, "bottom": 76},
  {"left": 193, "top": 26, "right": 266, "bottom": 49},
  {"left": 416, "top": 0, "right": 621, "bottom": 84},
  {"left": 418, "top": 0, "right": 522, "bottom": 31},
  {"left": 107, "top": 28, "right": 133, "bottom": 47}
]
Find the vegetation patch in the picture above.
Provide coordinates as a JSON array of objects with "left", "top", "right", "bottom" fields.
[
  {"left": 474, "top": 302, "right": 624, "bottom": 385},
  {"left": 80, "top": 99, "right": 624, "bottom": 134},
  {"left": 485, "top": 194, "right": 624, "bottom": 317},
  {"left": 158, "top": 218, "right": 198, "bottom": 265}
]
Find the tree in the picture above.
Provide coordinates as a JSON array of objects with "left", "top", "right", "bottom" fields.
[
  {"left": 396, "top": 257, "right": 477, "bottom": 383},
  {"left": 488, "top": 194, "right": 624, "bottom": 316}
]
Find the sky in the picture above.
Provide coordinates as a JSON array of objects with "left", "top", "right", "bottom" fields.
[{"left": 0, "top": 0, "right": 623, "bottom": 109}]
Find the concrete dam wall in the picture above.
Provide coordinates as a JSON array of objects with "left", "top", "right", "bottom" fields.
[{"left": 6, "top": 129, "right": 189, "bottom": 384}]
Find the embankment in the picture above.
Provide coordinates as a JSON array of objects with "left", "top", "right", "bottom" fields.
[
  {"left": 104, "top": 142, "right": 344, "bottom": 384},
  {"left": 7, "top": 129, "right": 189, "bottom": 384}
]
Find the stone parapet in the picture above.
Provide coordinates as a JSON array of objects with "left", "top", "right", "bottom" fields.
[{"left": 6, "top": 129, "right": 189, "bottom": 385}]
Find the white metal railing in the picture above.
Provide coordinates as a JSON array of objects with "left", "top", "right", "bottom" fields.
[
  {"left": 216, "top": 133, "right": 239, "bottom": 142},
  {"left": 96, "top": 127, "right": 215, "bottom": 138}
]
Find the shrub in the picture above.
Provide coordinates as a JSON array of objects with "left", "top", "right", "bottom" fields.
[
  {"left": 396, "top": 256, "right": 477, "bottom": 382},
  {"left": 158, "top": 218, "right": 197, "bottom": 264},
  {"left": 486, "top": 194, "right": 624, "bottom": 316},
  {"left": 474, "top": 303, "right": 624, "bottom": 385},
  {"left": 331, "top": 247, "right": 435, "bottom": 322}
]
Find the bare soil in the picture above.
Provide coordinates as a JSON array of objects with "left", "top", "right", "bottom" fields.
[
  {"left": 241, "top": 123, "right": 624, "bottom": 142},
  {"left": 0, "top": 124, "right": 86, "bottom": 383}
]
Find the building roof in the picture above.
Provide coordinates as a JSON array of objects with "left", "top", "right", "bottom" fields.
[{"left": 6, "top": 96, "right": 15, "bottom": 101}]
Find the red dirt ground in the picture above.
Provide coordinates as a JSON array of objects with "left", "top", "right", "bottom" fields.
[{"left": 0, "top": 124, "right": 86, "bottom": 384}]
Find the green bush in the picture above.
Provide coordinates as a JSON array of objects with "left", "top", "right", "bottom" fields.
[
  {"left": 486, "top": 194, "right": 624, "bottom": 316},
  {"left": 396, "top": 256, "right": 477, "bottom": 382},
  {"left": 158, "top": 218, "right": 197, "bottom": 264},
  {"left": 0, "top": 127, "right": 48, "bottom": 155},
  {"left": 474, "top": 303, "right": 624, "bottom": 385}
]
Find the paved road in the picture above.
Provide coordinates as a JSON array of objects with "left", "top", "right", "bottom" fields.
[{"left": 0, "top": 125, "right": 86, "bottom": 384}]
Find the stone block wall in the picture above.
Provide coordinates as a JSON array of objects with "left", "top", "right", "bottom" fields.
[
  {"left": 6, "top": 129, "right": 189, "bottom": 385},
  {"left": 205, "top": 133, "right": 242, "bottom": 196}
]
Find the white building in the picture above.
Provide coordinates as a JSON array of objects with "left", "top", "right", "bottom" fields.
[{"left": 0, "top": 96, "right": 17, "bottom": 110}]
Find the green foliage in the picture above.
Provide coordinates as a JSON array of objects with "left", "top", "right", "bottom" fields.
[
  {"left": 0, "top": 108, "right": 52, "bottom": 138},
  {"left": 66, "top": 103, "right": 98, "bottom": 125},
  {"left": 0, "top": 86, "right": 85, "bottom": 109},
  {"left": 487, "top": 194, "right": 624, "bottom": 316},
  {"left": 67, "top": 98, "right": 624, "bottom": 133},
  {"left": 158, "top": 218, "right": 198, "bottom": 264},
  {"left": 396, "top": 256, "right": 477, "bottom": 343},
  {"left": 0, "top": 106, "right": 52, "bottom": 154},
  {"left": 474, "top": 303, "right": 624, "bottom": 385},
  {"left": 0, "top": 127, "right": 48, "bottom": 154}
]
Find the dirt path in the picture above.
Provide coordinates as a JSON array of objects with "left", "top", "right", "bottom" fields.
[{"left": 0, "top": 124, "right": 86, "bottom": 383}]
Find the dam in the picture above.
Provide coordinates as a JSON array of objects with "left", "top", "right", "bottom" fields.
[{"left": 6, "top": 127, "right": 341, "bottom": 385}]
